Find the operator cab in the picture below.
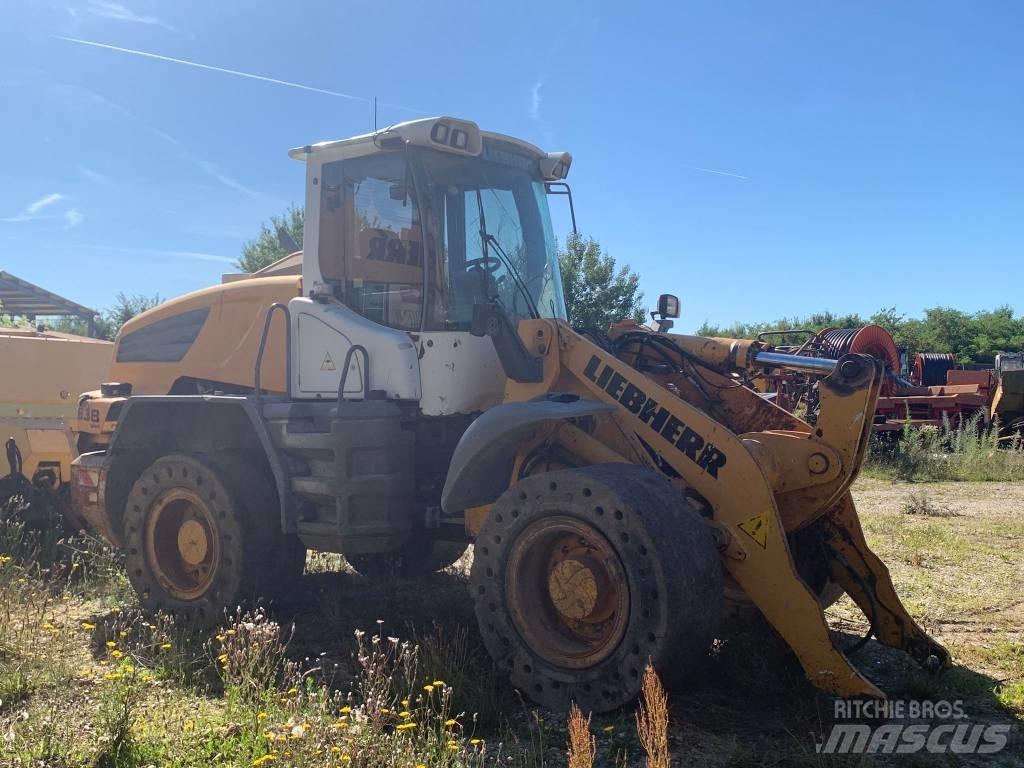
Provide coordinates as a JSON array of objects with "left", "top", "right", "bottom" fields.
[{"left": 288, "top": 118, "right": 572, "bottom": 414}]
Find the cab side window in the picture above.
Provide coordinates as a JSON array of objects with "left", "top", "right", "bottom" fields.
[{"left": 318, "top": 154, "right": 424, "bottom": 331}]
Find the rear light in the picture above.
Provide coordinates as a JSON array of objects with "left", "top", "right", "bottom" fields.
[{"left": 76, "top": 467, "right": 100, "bottom": 488}]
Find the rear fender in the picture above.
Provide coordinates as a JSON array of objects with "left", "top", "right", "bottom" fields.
[{"left": 104, "top": 396, "right": 291, "bottom": 537}]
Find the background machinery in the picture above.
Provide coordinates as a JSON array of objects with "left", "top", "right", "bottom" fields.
[
  {"left": 70, "top": 117, "right": 947, "bottom": 711},
  {"left": 0, "top": 324, "right": 112, "bottom": 526},
  {"left": 747, "top": 324, "right": 1022, "bottom": 435}
]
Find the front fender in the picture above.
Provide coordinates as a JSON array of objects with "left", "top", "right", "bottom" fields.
[{"left": 440, "top": 396, "right": 613, "bottom": 513}]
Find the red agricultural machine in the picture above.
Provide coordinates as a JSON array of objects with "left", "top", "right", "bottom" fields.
[{"left": 748, "top": 325, "right": 1022, "bottom": 434}]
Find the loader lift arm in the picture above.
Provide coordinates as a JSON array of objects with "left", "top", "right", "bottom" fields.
[{"left": 450, "top": 314, "right": 949, "bottom": 699}]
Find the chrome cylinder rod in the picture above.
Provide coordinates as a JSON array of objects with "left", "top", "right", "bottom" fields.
[{"left": 752, "top": 350, "right": 838, "bottom": 374}]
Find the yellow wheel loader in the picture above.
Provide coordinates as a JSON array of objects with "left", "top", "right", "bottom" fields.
[{"left": 70, "top": 117, "right": 947, "bottom": 711}]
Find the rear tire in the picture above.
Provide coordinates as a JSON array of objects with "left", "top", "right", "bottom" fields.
[
  {"left": 122, "top": 453, "right": 275, "bottom": 627},
  {"left": 471, "top": 464, "right": 722, "bottom": 712}
]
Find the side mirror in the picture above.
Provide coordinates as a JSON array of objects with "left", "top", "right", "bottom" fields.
[{"left": 657, "top": 294, "right": 680, "bottom": 319}]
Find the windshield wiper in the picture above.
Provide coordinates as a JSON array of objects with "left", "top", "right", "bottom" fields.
[{"left": 474, "top": 189, "right": 540, "bottom": 319}]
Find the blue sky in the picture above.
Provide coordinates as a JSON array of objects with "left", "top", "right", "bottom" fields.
[{"left": 2, "top": 1, "right": 1022, "bottom": 332}]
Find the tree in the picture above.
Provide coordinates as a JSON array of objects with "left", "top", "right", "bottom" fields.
[
  {"left": 47, "top": 292, "right": 161, "bottom": 340},
  {"left": 696, "top": 305, "right": 1024, "bottom": 366},
  {"left": 559, "top": 233, "right": 645, "bottom": 329},
  {"left": 104, "top": 292, "right": 162, "bottom": 336},
  {"left": 237, "top": 205, "right": 304, "bottom": 273}
]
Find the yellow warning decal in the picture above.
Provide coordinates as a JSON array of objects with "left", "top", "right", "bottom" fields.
[
  {"left": 737, "top": 512, "right": 769, "bottom": 549},
  {"left": 321, "top": 352, "right": 336, "bottom": 371}
]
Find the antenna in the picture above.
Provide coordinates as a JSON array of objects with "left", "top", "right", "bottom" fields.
[{"left": 373, "top": 96, "right": 378, "bottom": 131}]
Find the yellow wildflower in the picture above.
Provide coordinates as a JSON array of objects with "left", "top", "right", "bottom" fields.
[
  {"left": 110, "top": 650, "right": 123, "bottom": 659},
  {"left": 160, "top": 642, "right": 172, "bottom": 650},
  {"left": 81, "top": 622, "right": 96, "bottom": 630},
  {"left": 218, "top": 653, "right": 228, "bottom": 664},
  {"left": 432, "top": 679, "right": 445, "bottom": 686},
  {"left": 286, "top": 687, "right": 298, "bottom": 696},
  {"left": 399, "top": 710, "right": 411, "bottom": 718},
  {"left": 119, "top": 630, "right": 128, "bottom": 637},
  {"left": 103, "top": 672, "right": 123, "bottom": 680},
  {"left": 602, "top": 725, "right": 614, "bottom": 732},
  {"left": 257, "top": 711, "right": 268, "bottom": 720},
  {"left": 251, "top": 755, "right": 277, "bottom": 767},
  {"left": 447, "top": 740, "right": 459, "bottom": 750},
  {"left": 331, "top": 746, "right": 341, "bottom": 753},
  {"left": 401, "top": 698, "right": 410, "bottom": 707},
  {"left": 184, "top": 721, "right": 194, "bottom": 730},
  {"left": 340, "top": 705, "right": 352, "bottom": 714},
  {"left": 226, "top": 629, "right": 236, "bottom": 636},
  {"left": 396, "top": 722, "right": 416, "bottom": 731},
  {"left": 423, "top": 684, "right": 434, "bottom": 693},
  {"left": 216, "top": 634, "right": 226, "bottom": 642},
  {"left": 470, "top": 738, "right": 481, "bottom": 745},
  {"left": 444, "top": 718, "right": 458, "bottom": 727}
]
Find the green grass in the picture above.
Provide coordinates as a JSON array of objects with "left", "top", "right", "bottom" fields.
[
  {"left": 864, "top": 415, "right": 1024, "bottom": 482},
  {"left": 2, "top": 478, "right": 1023, "bottom": 766}
]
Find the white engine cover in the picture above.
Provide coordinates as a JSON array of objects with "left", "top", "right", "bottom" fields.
[{"left": 289, "top": 297, "right": 420, "bottom": 400}]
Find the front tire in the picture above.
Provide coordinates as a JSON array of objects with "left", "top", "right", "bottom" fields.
[
  {"left": 122, "top": 453, "right": 273, "bottom": 626},
  {"left": 471, "top": 464, "right": 722, "bottom": 711}
]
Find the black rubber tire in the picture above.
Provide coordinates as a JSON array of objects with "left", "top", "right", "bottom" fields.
[
  {"left": 227, "top": 465, "right": 306, "bottom": 600},
  {"left": 471, "top": 464, "right": 723, "bottom": 712},
  {"left": 121, "top": 453, "right": 275, "bottom": 627}
]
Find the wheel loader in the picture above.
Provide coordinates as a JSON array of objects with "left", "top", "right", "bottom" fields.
[{"left": 70, "top": 116, "right": 948, "bottom": 711}]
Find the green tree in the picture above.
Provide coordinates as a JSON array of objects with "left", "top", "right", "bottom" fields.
[
  {"left": 237, "top": 205, "right": 304, "bottom": 273},
  {"left": 47, "top": 292, "right": 161, "bottom": 340},
  {"left": 696, "top": 305, "right": 1024, "bottom": 366},
  {"left": 558, "top": 233, "right": 645, "bottom": 329}
]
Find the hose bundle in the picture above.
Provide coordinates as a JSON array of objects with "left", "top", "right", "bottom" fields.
[
  {"left": 913, "top": 353, "right": 956, "bottom": 387},
  {"left": 813, "top": 325, "right": 901, "bottom": 395},
  {"left": 816, "top": 326, "right": 900, "bottom": 373}
]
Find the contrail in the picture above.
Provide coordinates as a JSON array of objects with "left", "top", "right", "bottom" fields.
[
  {"left": 56, "top": 36, "right": 419, "bottom": 110},
  {"left": 684, "top": 165, "right": 750, "bottom": 181}
]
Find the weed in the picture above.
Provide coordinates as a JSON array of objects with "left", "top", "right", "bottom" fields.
[
  {"left": 636, "top": 665, "right": 669, "bottom": 768},
  {"left": 566, "top": 703, "right": 595, "bottom": 768},
  {"left": 866, "top": 414, "right": 1024, "bottom": 482},
  {"left": 900, "top": 491, "right": 957, "bottom": 517}
]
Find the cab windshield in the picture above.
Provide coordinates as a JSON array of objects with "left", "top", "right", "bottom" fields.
[
  {"left": 316, "top": 139, "right": 567, "bottom": 332},
  {"left": 418, "top": 141, "right": 567, "bottom": 329}
]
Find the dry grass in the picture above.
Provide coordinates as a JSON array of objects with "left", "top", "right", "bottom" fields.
[
  {"left": 566, "top": 703, "right": 595, "bottom": 768},
  {"left": 2, "top": 477, "right": 1023, "bottom": 766},
  {"left": 635, "top": 666, "right": 669, "bottom": 768}
]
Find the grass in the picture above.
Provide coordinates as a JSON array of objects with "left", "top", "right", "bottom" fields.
[
  {"left": 1, "top": 477, "right": 1022, "bottom": 766},
  {"left": 864, "top": 415, "right": 1024, "bottom": 482}
]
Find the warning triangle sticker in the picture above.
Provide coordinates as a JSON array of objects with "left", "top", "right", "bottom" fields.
[
  {"left": 737, "top": 512, "right": 769, "bottom": 549},
  {"left": 321, "top": 352, "right": 336, "bottom": 371}
]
